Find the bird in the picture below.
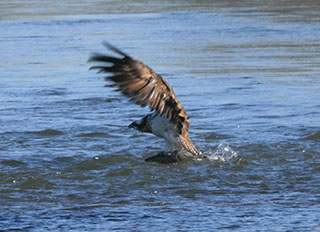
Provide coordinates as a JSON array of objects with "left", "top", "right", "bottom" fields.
[{"left": 89, "top": 42, "right": 200, "bottom": 161}]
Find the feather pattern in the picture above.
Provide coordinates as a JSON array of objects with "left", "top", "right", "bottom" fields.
[{"left": 89, "top": 42, "right": 200, "bottom": 156}]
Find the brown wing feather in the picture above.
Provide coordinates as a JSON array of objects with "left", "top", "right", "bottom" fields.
[{"left": 89, "top": 42, "right": 199, "bottom": 156}]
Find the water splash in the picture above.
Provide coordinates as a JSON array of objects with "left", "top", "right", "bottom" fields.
[{"left": 200, "top": 143, "right": 238, "bottom": 162}]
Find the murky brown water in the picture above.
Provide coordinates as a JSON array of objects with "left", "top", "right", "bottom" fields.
[{"left": 1, "top": 1, "right": 320, "bottom": 231}]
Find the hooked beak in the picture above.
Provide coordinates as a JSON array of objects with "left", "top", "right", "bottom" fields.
[{"left": 128, "top": 122, "right": 137, "bottom": 129}]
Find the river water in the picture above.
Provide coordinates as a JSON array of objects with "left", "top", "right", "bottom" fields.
[{"left": 1, "top": 1, "right": 320, "bottom": 231}]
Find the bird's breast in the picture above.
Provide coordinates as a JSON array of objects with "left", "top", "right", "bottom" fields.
[{"left": 149, "top": 114, "right": 176, "bottom": 138}]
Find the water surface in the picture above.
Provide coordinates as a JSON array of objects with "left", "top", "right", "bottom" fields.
[{"left": 0, "top": 1, "right": 320, "bottom": 231}]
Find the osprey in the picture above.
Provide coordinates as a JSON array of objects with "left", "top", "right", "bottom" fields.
[{"left": 89, "top": 42, "right": 200, "bottom": 161}]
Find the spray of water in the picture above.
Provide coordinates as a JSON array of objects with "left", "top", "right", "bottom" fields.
[{"left": 198, "top": 143, "right": 238, "bottom": 162}]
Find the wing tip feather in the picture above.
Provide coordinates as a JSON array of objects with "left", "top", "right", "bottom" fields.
[{"left": 102, "top": 41, "right": 129, "bottom": 57}]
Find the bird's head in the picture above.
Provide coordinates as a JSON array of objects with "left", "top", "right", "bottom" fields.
[{"left": 128, "top": 115, "right": 152, "bottom": 133}]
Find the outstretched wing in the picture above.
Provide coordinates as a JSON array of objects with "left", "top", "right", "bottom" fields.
[{"left": 89, "top": 42, "right": 199, "bottom": 156}]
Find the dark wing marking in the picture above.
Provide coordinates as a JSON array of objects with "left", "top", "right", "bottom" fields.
[{"left": 89, "top": 42, "right": 199, "bottom": 156}]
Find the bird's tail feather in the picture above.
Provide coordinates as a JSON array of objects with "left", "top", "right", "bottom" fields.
[{"left": 179, "top": 134, "right": 200, "bottom": 157}]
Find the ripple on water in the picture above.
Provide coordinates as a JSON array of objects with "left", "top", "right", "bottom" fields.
[
  {"left": 29, "top": 129, "right": 65, "bottom": 136},
  {"left": 303, "top": 131, "right": 320, "bottom": 141},
  {"left": 0, "top": 160, "right": 27, "bottom": 167},
  {"left": 82, "top": 97, "right": 121, "bottom": 103},
  {"left": 17, "top": 177, "right": 55, "bottom": 190},
  {"left": 34, "top": 88, "right": 68, "bottom": 96},
  {"left": 76, "top": 132, "right": 109, "bottom": 137},
  {"left": 203, "top": 132, "right": 231, "bottom": 140}
]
